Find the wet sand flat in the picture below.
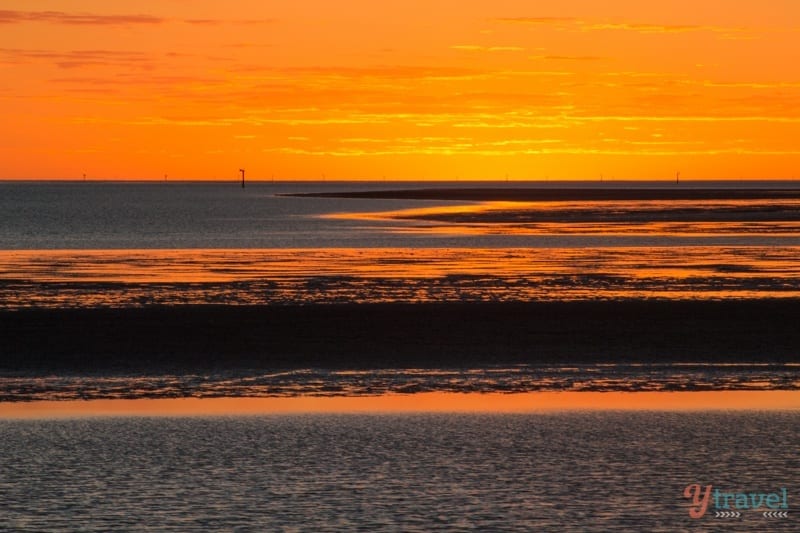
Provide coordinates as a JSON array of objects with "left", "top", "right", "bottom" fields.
[
  {"left": 3, "top": 300, "right": 799, "bottom": 374},
  {"left": 290, "top": 186, "right": 800, "bottom": 225},
  {"left": 3, "top": 247, "right": 800, "bottom": 308},
  {"left": 285, "top": 186, "right": 800, "bottom": 202}
]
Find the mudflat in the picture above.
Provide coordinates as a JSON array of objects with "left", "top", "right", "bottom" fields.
[
  {"left": 2, "top": 299, "right": 799, "bottom": 373},
  {"left": 284, "top": 186, "right": 800, "bottom": 202}
]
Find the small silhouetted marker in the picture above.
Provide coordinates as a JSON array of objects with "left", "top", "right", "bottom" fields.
[
  {"left": 239, "top": 168, "right": 245, "bottom": 188},
  {"left": 676, "top": 171, "right": 680, "bottom": 184}
]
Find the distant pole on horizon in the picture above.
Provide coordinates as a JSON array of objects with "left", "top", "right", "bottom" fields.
[
  {"left": 83, "top": 173, "right": 86, "bottom": 182},
  {"left": 676, "top": 171, "right": 680, "bottom": 184},
  {"left": 239, "top": 168, "right": 245, "bottom": 188}
]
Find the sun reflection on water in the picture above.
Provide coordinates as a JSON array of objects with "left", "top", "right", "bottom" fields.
[
  {"left": 1, "top": 246, "right": 800, "bottom": 308},
  {"left": 1, "top": 390, "right": 799, "bottom": 419}
]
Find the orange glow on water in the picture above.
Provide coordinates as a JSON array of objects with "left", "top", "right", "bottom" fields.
[
  {"left": 3, "top": 2, "right": 800, "bottom": 180},
  {"left": 2, "top": 391, "right": 799, "bottom": 419},
  {"left": 332, "top": 198, "right": 800, "bottom": 236},
  {"left": 2, "top": 245, "right": 800, "bottom": 307}
]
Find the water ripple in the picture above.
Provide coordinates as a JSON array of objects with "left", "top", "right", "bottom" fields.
[{"left": 0, "top": 413, "right": 797, "bottom": 531}]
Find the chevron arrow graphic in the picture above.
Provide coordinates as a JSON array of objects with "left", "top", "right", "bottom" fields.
[{"left": 763, "top": 511, "right": 789, "bottom": 518}]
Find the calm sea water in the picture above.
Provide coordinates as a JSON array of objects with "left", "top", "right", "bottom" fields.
[
  {"left": 1, "top": 412, "right": 797, "bottom": 531},
  {"left": 2, "top": 179, "right": 800, "bottom": 250},
  {"left": 0, "top": 181, "right": 428, "bottom": 250}
]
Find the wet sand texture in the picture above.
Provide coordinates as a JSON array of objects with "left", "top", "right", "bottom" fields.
[
  {"left": 284, "top": 187, "right": 800, "bottom": 202},
  {"left": 2, "top": 300, "right": 799, "bottom": 373}
]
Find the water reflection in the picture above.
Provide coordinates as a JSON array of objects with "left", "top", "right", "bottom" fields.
[
  {"left": 2, "top": 246, "right": 800, "bottom": 308},
  {"left": 1, "top": 390, "right": 799, "bottom": 419},
  {"left": 329, "top": 197, "right": 800, "bottom": 239},
  {"left": 333, "top": 198, "right": 800, "bottom": 233},
  {"left": 324, "top": 198, "right": 800, "bottom": 242}
]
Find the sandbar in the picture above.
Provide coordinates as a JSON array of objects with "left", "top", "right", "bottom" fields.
[{"left": 284, "top": 186, "right": 800, "bottom": 202}]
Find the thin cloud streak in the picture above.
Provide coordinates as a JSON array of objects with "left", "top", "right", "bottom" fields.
[
  {"left": 0, "top": 10, "right": 162, "bottom": 25},
  {"left": 494, "top": 17, "right": 577, "bottom": 26},
  {"left": 265, "top": 146, "right": 800, "bottom": 158},
  {"left": 451, "top": 45, "right": 525, "bottom": 52},
  {"left": 494, "top": 16, "right": 750, "bottom": 37},
  {"left": 0, "top": 48, "right": 151, "bottom": 69},
  {"left": 0, "top": 10, "right": 272, "bottom": 27},
  {"left": 182, "top": 18, "right": 274, "bottom": 26},
  {"left": 537, "top": 55, "right": 605, "bottom": 61}
]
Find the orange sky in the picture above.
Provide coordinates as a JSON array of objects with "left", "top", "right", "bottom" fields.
[{"left": 3, "top": 1, "right": 800, "bottom": 180}]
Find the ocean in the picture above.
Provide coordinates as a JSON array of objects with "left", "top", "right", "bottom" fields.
[
  {"left": 1, "top": 412, "right": 798, "bottom": 531},
  {"left": 1, "top": 179, "right": 800, "bottom": 250},
  {"left": 1, "top": 180, "right": 799, "bottom": 530}
]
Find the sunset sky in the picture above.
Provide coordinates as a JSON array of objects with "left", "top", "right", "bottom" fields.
[{"left": 3, "top": 1, "right": 800, "bottom": 180}]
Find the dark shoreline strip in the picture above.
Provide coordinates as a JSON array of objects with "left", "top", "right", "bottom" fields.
[
  {"left": 283, "top": 187, "right": 800, "bottom": 202},
  {"left": 2, "top": 300, "right": 799, "bottom": 373}
]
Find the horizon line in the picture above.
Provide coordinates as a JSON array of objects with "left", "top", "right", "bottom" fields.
[{"left": 3, "top": 177, "right": 800, "bottom": 183}]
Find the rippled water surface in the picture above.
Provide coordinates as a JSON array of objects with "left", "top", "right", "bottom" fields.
[{"left": 1, "top": 412, "right": 797, "bottom": 531}]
